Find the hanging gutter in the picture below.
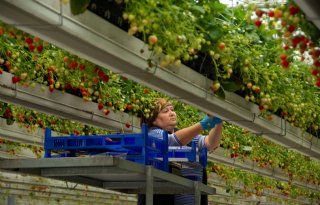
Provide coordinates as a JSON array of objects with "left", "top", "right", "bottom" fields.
[
  {"left": 208, "top": 149, "right": 320, "bottom": 192},
  {"left": 294, "top": 0, "right": 320, "bottom": 30},
  {"left": 0, "top": 0, "right": 319, "bottom": 159},
  {"left": 0, "top": 72, "right": 141, "bottom": 133}
]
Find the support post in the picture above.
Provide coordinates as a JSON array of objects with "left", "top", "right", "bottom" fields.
[{"left": 146, "top": 166, "right": 153, "bottom": 205}]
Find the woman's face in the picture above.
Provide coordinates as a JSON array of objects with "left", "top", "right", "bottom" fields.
[{"left": 153, "top": 105, "right": 177, "bottom": 132}]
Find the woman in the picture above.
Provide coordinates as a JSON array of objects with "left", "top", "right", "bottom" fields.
[{"left": 138, "top": 98, "right": 223, "bottom": 205}]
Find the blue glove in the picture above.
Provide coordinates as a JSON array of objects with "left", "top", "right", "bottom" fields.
[{"left": 200, "top": 115, "right": 222, "bottom": 130}]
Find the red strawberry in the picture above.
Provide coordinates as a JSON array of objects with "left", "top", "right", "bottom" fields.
[
  {"left": 314, "top": 61, "right": 320, "bottom": 67},
  {"left": 36, "top": 45, "right": 43, "bottom": 52},
  {"left": 12, "top": 76, "right": 21, "bottom": 84},
  {"left": 49, "top": 85, "right": 55, "bottom": 92},
  {"left": 28, "top": 44, "right": 35, "bottom": 51},
  {"left": 98, "top": 103, "right": 104, "bottom": 110},
  {"left": 316, "top": 79, "right": 320, "bottom": 87},
  {"left": 287, "top": 25, "right": 295, "bottom": 33},
  {"left": 68, "top": 61, "right": 78, "bottom": 69},
  {"left": 126, "top": 104, "right": 133, "bottom": 110},
  {"left": 6, "top": 51, "right": 12, "bottom": 57},
  {"left": 143, "top": 89, "right": 150, "bottom": 94},
  {"left": 289, "top": 4, "right": 299, "bottom": 15},
  {"left": 125, "top": 122, "right": 131, "bottom": 128},
  {"left": 311, "top": 69, "right": 319, "bottom": 76},
  {"left": 5, "top": 61, "right": 11, "bottom": 70},
  {"left": 282, "top": 111, "right": 288, "bottom": 118},
  {"left": 47, "top": 67, "right": 55, "bottom": 72},
  {"left": 281, "top": 59, "right": 289, "bottom": 68},
  {"left": 79, "top": 64, "right": 86, "bottom": 71},
  {"left": 279, "top": 53, "right": 287, "bottom": 61},
  {"left": 268, "top": 10, "right": 274, "bottom": 17},
  {"left": 254, "top": 19, "right": 262, "bottom": 28},
  {"left": 0, "top": 69, "right": 2, "bottom": 74},
  {"left": 100, "top": 74, "right": 109, "bottom": 82},
  {"left": 103, "top": 109, "right": 110, "bottom": 115},
  {"left": 25, "top": 37, "right": 33, "bottom": 44}
]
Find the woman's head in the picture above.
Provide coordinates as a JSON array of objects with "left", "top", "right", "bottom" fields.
[{"left": 145, "top": 98, "right": 177, "bottom": 132}]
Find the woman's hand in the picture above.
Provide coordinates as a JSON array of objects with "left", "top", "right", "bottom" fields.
[{"left": 200, "top": 115, "right": 222, "bottom": 130}]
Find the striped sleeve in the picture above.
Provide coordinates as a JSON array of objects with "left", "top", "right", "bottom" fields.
[
  {"left": 148, "top": 127, "right": 183, "bottom": 146},
  {"left": 192, "top": 135, "right": 206, "bottom": 150}
]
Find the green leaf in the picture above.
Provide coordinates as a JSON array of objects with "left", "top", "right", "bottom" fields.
[
  {"left": 208, "top": 27, "right": 223, "bottom": 41},
  {"left": 6, "top": 118, "right": 15, "bottom": 125},
  {"left": 190, "top": 5, "right": 205, "bottom": 14},
  {"left": 221, "top": 81, "right": 241, "bottom": 92},
  {"left": 0, "top": 103, "right": 8, "bottom": 116},
  {"left": 215, "top": 87, "right": 226, "bottom": 99},
  {"left": 70, "top": 0, "right": 90, "bottom": 15}
]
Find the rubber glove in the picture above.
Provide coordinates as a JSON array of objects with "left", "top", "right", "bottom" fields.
[{"left": 200, "top": 115, "right": 222, "bottom": 130}]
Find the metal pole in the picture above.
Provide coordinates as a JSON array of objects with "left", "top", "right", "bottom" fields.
[
  {"left": 8, "top": 195, "right": 16, "bottom": 205},
  {"left": 194, "top": 181, "right": 200, "bottom": 205},
  {"left": 146, "top": 166, "right": 153, "bottom": 205}
]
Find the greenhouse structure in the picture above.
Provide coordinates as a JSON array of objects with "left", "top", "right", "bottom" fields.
[{"left": 0, "top": 0, "right": 319, "bottom": 204}]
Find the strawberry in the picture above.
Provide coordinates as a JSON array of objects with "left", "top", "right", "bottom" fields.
[
  {"left": 125, "top": 122, "right": 131, "bottom": 128},
  {"left": 289, "top": 4, "right": 299, "bottom": 15},
  {"left": 28, "top": 44, "right": 35, "bottom": 51},
  {"left": 279, "top": 53, "right": 287, "bottom": 61},
  {"left": 254, "top": 19, "right": 262, "bottom": 28},
  {"left": 255, "top": 9, "right": 264, "bottom": 17},
  {"left": 103, "top": 109, "right": 110, "bottom": 115},
  {"left": 49, "top": 85, "right": 55, "bottom": 92},
  {"left": 126, "top": 104, "right": 133, "bottom": 110},
  {"left": 0, "top": 69, "right": 2, "bottom": 74},
  {"left": 230, "top": 153, "right": 238, "bottom": 158},
  {"left": 25, "top": 37, "right": 33, "bottom": 45},
  {"left": 274, "top": 9, "right": 282, "bottom": 18},
  {"left": 218, "top": 42, "right": 225, "bottom": 50},
  {"left": 268, "top": 10, "right": 274, "bottom": 17},
  {"left": 281, "top": 59, "right": 289, "bottom": 68},
  {"left": 282, "top": 111, "right": 288, "bottom": 118},
  {"left": 283, "top": 45, "right": 289, "bottom": 50},
  {"left": 47, "top": 67, "right": 55, "bottom": 72},
  {"left": 287, "top": 25, "right": 295, "bottom": 33},
  {"left": 211, "top": 82, "right": 220, "bottom": 92},
  {"left": 311, "top": 69, "right": 319, "bottom": 76},
  {"left": 6, "top": 51, "right": 12, "bottom": 57},
  {"left": 12, "top": 76, "right": 21, "bottom": 84},
  {"left": 98, "top": 103, "right": 104, "bottom": 110},
  {"left": 68, "top": 61, "right": 78, "bottom": 69},
  {"left": 79, "top": 64, "right": 86, "bottom": 71},
  {"left": 36, "top": 45, "right": 43, "bottom": 52},
  {"left": 143, "top": 89, "right": 150, "bottom": 94},
  {"left": 316, "top": 79, "right": 320, "bottom": 87},
  {"left": 148, "top": 35, "right": 158, "bottom": 45},
  {"left": 314, "top": 61, "right": 320, "bottom": 67},
  {"left": 63, "top": 56, "right": 69, "bottom": 63}
]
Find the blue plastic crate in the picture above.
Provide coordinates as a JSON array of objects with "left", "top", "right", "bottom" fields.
[{"left": 44, "top": 123, "right": 207, "bottom": 172}]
